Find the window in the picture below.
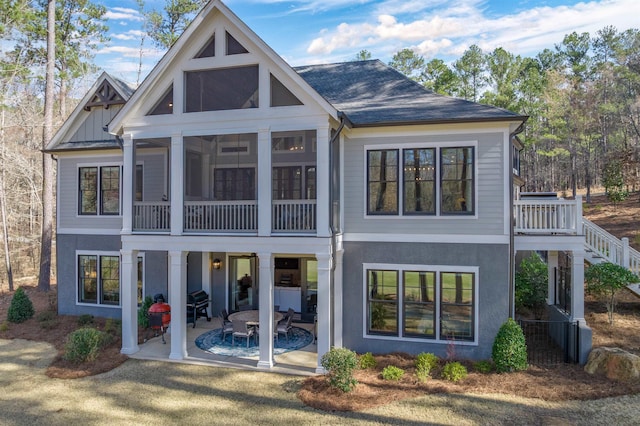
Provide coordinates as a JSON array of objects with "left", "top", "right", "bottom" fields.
[
  {"left": 135, "top": 165, "right": 143, "bottom": 202},
  {"left": 441, "top": 147, "right": 474, "bottom": 214},
  {"left": 365, "top": 265, "right": 476, "bottom": 342},
  {"left": 226, "top": 31, "right": 248, "bottom": 55},
  {"left": 78, "top": 254, "right": 119, "bottom": 306},
  {"left": 148, "top": 86, "right": 173, "bottom": 115},
  {"left": 213, "top": 168, "right": 255, "bottom": 200},
  {"left": 272, "top": 166, "right": 316, "bottom": 200},
  {"left": 366, "top": 145, "right": 475, "bottom": 216},
  {"left": 78, "top": 254, "right": 144, "bottom": 307},
  {"left": 367, "top": 150, "right": 398, "bottom": 214},
  {"left": 185, "top": 66, "right": 258, "bottom": 112},
  {"left": 367, "top": 270, "right": 398, "bottom": 335},
  {"left": 195, "top": 36, "right": 215, "bottom": 58},
  {"left": 403, "top": 148, "right": 435, "bottom": 214},
  {"left": 271, "top": 74, "right": 303, "bottom": 107},
  {"left": 79, "top": 166, "right": 120, "bottom": 215}
]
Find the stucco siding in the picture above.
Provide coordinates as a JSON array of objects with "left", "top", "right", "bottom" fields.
[
  {"left": 340, "top": 240, "right": 510, "bottom": 360},
  {"left": 342, "top": 131, "right": 506, "bottom": 236}
]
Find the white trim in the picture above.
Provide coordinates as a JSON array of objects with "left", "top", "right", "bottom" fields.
[
  {"left": 343, "top": 233, "right": 509, "bottom": 244},
  {"left": 348, "top": 123, "right": 517, "bottom": 139},
  {"left": 58, "top": 229, "right": 122, "bottom": 236},
  {"left": 363, "top": 141, "right": 478, "bottom": 219},
  {"left": 362, "top": 262, "right": 479, "bottom": 346}
]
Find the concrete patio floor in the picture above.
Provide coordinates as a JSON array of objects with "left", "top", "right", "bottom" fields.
[{"left": 130, "top": 316, "right": 319, "bottom": 376}]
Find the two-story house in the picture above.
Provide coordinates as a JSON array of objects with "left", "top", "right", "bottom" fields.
[{"left": 47, "top": 0, "right": 597, "bottom": 372}]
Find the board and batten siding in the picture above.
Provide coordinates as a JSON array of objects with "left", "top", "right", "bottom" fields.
[
  {"left": 342, "top": 131, "right": 506, "bottom": 236},
  {"left": 69, "top": 105, "right": 123, "bottom": 143}
]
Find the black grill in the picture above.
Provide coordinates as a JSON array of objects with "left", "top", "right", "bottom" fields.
[{"left": 187, "top": 290, "right": 211, "bottom": 327}]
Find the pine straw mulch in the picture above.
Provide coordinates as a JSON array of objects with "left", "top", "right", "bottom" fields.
[{"left": 0, "top": 284, "right": 130, "bottom": 379}]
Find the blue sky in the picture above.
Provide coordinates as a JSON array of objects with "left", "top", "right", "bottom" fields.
[{"left": 97, "top": 0, "right": 639, "bottom": 85}]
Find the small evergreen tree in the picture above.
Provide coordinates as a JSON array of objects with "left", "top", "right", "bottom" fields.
[
  {"left": 515, "top": 253, "right": 548, "bottom": 318},
  {"left": 7, "top": 287, "right": 35, "bottom": 323},
  {"left": 585, "top": 262, "right": 639, "bottom": 324},
  {"left": 492, "top": 318, "right": 528, "bottom": 373}
]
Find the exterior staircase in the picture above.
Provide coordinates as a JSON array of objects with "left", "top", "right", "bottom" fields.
[{"left": 583, "top": 218, "right": 640, "bottom": 297}]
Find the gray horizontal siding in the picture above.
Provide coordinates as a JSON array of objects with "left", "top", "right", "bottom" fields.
[{"left": 342, "top": 131, "right": 506, "bottom": 236}]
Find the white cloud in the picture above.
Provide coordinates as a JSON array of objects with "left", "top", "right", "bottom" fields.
[
  {"left": 112, "top": 30, "right": 146, "bottom": 41},
  {"left": 98, "top": 45, "right": 163, "bottom": 60},
  {"left": 304, "top": 0, "right": 639, "bottom": 60},
  {"left": 104, "top": 7, "right": 143, "bottom": 21}
]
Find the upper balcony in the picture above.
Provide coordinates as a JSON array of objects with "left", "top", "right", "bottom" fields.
[
  {"left": 513, "top": 195, "right": 582, "bottom": 235},
  {"left": 128, "top": 130, "right": 321, "bottom": 236}
]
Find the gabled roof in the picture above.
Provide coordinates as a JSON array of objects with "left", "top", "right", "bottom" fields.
[
  {"left": 107, "top": 0, "right": 337, "bottom": 135},
  {"left": 45, "top": 72, "right": 133, "bottom": 152},
  {"left": 295, "top": 60, "right": 527, "bottom": 127}
]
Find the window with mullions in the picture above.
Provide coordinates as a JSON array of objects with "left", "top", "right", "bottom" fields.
[
  {"left": 440, "top": 272, "right": 474, "bottom": 341},
  {"left": 367, "top": 270, "right": 398, "bottom": 335},
  {"left": 78, "top": 254, "right": 119, "bottom": 305},
  {"left": 441, "top": 147, "right": 474, "bottom": 214},
  {"left": 367, "top": 150, "right": 398, "bottom": 214},
  {"left": 213, "top": 168, "right": 255, "bottom": 200},
  {"left": 185, "top": 66, "right": 258, "bottom": 112},
  {"left": 365, "top": 266, "right": 475, "bottom": 342},
  {"left": 403, "top": 148, "right": 436, "bottom": 214},
  {"left": 403, "top": 271, "right": 436, "bottom": 338},
  {"left": 79, "top": 166, "right": 120, "bottom": 215}
]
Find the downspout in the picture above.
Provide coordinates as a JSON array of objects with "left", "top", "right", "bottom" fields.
[{"left": 509, "top": 122, "right": 526, "bottom": 319}]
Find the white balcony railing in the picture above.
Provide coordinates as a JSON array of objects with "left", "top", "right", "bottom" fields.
[
  {"left": 133, "top": 201, "right": 171, "bottom": 232},
  {"left": 272, "top": 199, "right": 316, "bottom": 232},
  {"left": 513, "top": 197, "right": 582, "bottom": 234},
  {"left": 184, "top": 201, "right": 257, "bottom": 232}
]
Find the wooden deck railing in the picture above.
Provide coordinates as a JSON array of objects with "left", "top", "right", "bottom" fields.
[
  {"left": 272, "top": 199, "right": 316, "bottom": 232},
  {"left": 133, "top": 201, "right": 170, "bottom": 232},
  {"left": 513, "top": 197, "right": 582, "bottom": 234},
  {"left": 184, "top": 201, "right": 257, "bottom": 232}
]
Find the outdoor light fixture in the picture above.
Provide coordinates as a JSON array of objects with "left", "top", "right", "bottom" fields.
[{"left": 212, "top": 258, "right": 222, "bottom": 270}]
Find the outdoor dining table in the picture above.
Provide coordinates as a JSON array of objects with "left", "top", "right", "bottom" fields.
[{"left": 228, "top": 309, "right": 284, "bottom": 325}]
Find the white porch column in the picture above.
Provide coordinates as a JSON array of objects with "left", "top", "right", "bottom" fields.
[
  {"left": 570, "top": 250, "right": 585, "bottom": 322},
  {"left": 333, "top": 249, "right": 344, "bottom": 347},
  {"left": 547, "top": 251, "right": 559, "bottom": 305},
  {"left": 168, "top": 250, "right": 188, "bottom": 360},
  {"left": 170, "top": 133, "right": 184, "bottom": 236},
  {"left": 257, "top": 128, "right": 271, "bottom": 236},
  {"left": 120, "top": 249, "right": 139, "bottom": 354},
  {"left": 201, "top": 252, "right": 211, "bottom": 293},
  {"left": 315, "top": 253, "right": 332, "bottom": 373},
  {"left": 121, "top": 134, "right": 134, "bottom": 234},
  {"left": 316, "top": 126, "right": 330, "bottom": 237},
  {"left": 257, "top": 251, "right": 275, "bottom": 369}
]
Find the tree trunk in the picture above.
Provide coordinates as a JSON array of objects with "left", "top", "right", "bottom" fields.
[
  {"left": 37, "top": 0, "right": 55, "bottom": 292},
  {"left": 0, "top": 110, "right": 14, "bottom": 291}
]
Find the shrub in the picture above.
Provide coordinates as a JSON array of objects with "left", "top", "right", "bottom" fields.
[
  {"left": 381, "top": 365, "right": 405, "bottom": 381},
  {"left": 7, "top": 287, "right": 35, "bottom": 323},
  {"left": 78, "top": 314, "right": 94, "bottom": 326},
  {"left": 473, "top": 360, "right": 494, "bottom": 373},
  {"left": 442, "top": 361, "right": 468, "bottom": 382},
  {"left": 415, "top": 352, "right": 439, "bottom": 381},
  {"left": 0, "top": 321, "right": 8, "bottom": 332},
  {"left": 138, "top": 296, "right": 153, "bottom": 329},
  {"left": 492, "top": 318, "right": 528, "bottom": 373},
  {"left": 358, "top": 352, "right": 377, "bottom": 369},
  {"left": 36, "top": 311, "right": 57, "bottom": 330},
  {"left": 104, "top": 318, "right": 121, "bottom": 335},
  {"left": 64, "top": 327, "right": 111, "bottom": 363},
  {"left": 321, "top": 347, "right": 359, "bottom": 392}
]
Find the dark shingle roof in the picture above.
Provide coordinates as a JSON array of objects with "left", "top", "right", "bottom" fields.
[{"left": 295, "top": 59, "right": 526, "bottom": 127}]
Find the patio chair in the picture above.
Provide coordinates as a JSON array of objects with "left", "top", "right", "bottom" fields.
[
  {"left": 279, "top": 307, "right": 295, "bottom": 325},
  {"left": 232, "top": 320, "right": 255, "bottom": 348},
  {"left": 219, "top": 311, "right": 233, "bottom": 340},
  {"left": 276, "top": 313, "right": 294, "bottom": 343}
]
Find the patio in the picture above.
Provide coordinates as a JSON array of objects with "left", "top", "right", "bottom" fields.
[{"left": 131, "top": 315, "right": 318, "bottom": 376}]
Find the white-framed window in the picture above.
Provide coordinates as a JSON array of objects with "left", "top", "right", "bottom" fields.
[
  {"left": 365, "top": 144, "right": 476, "bottom": 217},
  {"left": 364, "top": 263, "right": 478, "bottom": 343},
  {"left": 78, "top": 165, "right": 121, "bottom": 216},
  {"left": 77, "top": 252, "right": 144, "bottom": 307}
]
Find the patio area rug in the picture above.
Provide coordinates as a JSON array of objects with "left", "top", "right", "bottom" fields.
[{"left": 195, "top": 326, "right": 314, "bottom": 357}]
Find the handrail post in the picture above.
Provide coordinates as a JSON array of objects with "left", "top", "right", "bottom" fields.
[
  {"left": 622, "top": 237, "right": 630, "bottom": 268},
  {"left": 575, "top": 195, "right": 582, "bottom": 234}
]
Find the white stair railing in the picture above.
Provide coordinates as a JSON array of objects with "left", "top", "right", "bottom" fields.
[{"left": 582, "top": 217, "right": 640, "bottom": 278}]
